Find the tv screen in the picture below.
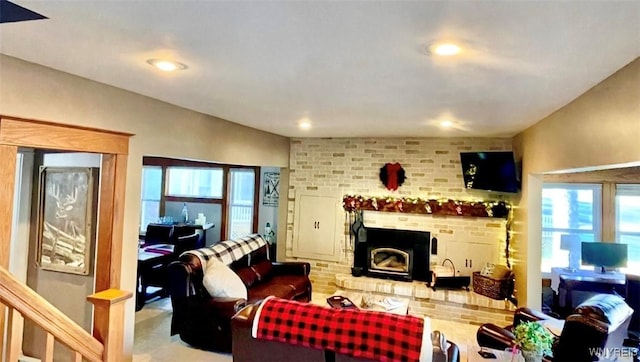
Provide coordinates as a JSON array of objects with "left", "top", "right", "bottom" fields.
[
  {"left": 460, "top": 151, "right": 520, "bottom": 193},
  {"left": 581, "top": 242, "right": 628, "bottom": 272}
]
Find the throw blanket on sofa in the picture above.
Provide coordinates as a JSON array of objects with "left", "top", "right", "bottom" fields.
[
  {"left": 252, "top": 296, "right": 432, "bottom": 362},
  {"left": 182, "top": 233, "right": 268, "bottom": 267}
]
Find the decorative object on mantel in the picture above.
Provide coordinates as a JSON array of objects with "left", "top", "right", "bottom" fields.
[
  {"left": 342, "top": 194, "right": 510, "bottom": 219},
  {"left": 379, "top": 162, "right": 406, "bottom": 191}
]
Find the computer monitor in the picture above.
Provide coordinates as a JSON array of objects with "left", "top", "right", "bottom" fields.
[{"left": 581, "top": 242, "right": 628, "bottom": 273}]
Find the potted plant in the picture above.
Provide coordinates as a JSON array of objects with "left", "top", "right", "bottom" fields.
[{"left": 513, "top": 321, "right": 554, "bottom": 362}]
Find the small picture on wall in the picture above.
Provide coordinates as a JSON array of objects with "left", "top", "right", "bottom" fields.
[
  {"left": 263, "top": 172, "right": 280, "bottom": 207},
  {"left": 36, "top": 167, "right": 98, "bottom": 275}
]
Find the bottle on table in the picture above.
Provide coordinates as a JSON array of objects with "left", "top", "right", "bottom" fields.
[{"left": 181, "top": 203, "right": 189, "bottom": 223}]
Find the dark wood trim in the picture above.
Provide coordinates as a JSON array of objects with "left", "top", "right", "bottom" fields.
[
  {"left": 143, "top": 155, "right": 262, "bottom": 170},
  {"left": 143, "top": 157, "right": 263, "bottom": 240},
  {"left": 543, "top": 168, "right": 640, "bottom": 244},
  {"left": 144, "top": 156, "right": 223, "bottom": 168},
  {"left": 165, "top": 196, "right": 223, "bottom": 204},
  {"left": 543, "top": 167, "right": 640, "bottom": 184},
  {"left": 253, "top": 167, "right": 260, "bottom": 233},
  {"left": 159, "top": 166, "right": 167, "bottom": 217},
  {"left": 220, "top": 166, "right": 229, "bottom": 239}
]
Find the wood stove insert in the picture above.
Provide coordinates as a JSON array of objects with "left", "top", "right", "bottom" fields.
[{"left": 352, "top": 227, "right": 431, "bottom": 283}]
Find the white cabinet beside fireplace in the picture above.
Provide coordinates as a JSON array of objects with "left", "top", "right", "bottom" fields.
[
  {"left": 443, "top": 241, "right": 497, "bottom": 277},
  {"left": 292, "top": 193, "right": 340, "bottom": 261}
]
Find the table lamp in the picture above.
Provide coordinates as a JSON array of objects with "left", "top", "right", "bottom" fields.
[{"left": 560, "top": 234, "right": 580, "bottom": 271}]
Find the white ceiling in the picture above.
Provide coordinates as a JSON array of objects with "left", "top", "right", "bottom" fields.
[{"left": 1, "top": 1, "right": 639, "bottom": 138}]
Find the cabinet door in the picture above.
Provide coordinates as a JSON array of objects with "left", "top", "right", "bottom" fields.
[
  {"left": 292, "top": 194, "right": 339, "bottom": 261},
  {"left": 444, "top": 241, "right": 496, "bottom": 276}
]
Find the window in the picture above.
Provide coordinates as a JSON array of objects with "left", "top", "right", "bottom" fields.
[
  {"left": 616, "top": 184, "right": 640, "bottom": 272},
  {"left": 140, "top": 166, "right": 162, "bottom": 232},
  {"left": 541, "top": 183, "right": 602, "bottom": 272},
  {"left": 166, "top": 167, "right": 223, "bottom": 198},
  {"left": 227, "top": 169, "right": 255, "bottom": 239},
  {"left": 141, "top": 157, "right": 260, "bottom": 240}
]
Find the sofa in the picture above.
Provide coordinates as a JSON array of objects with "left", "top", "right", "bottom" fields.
[
  {"left": 476, "top": 294, "right": 634, "bottom": 361},
  {"left": 166, "top": 234, "right": 312, "bottom": 352},
  {"left": 231, "top": 298, "right": 460, "bottom": 362}
]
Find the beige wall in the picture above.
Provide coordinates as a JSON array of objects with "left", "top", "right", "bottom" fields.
[
  {"left": 286, "top": 137, "right": 519, "bottom": 294},
  {"left": 513, "top": 57, "right": 640, "bottom": 307},
  {"left": 0, "top": 54, "right": 290, "bottom": 359}
]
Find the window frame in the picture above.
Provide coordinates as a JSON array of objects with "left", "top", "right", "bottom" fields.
[
  {"left": 165, "top": 166, "right": 224, "bottom": 199},
  {"left": 615, "top": 184, "right": 640, "bottom": 273},
  {"left": 226, "top": 168, "right": 258, "bottom": 239},
  {"left": 542, "top": 167, "right": 640, "bottom": 276},
  {"left": 139, "top": 165, "right": 163, "bottom": 233},
  {"left": 142, "top": 156, "right": 260, "bottom": 239},
  {"left": 541, "top": 183, "right": 603, "bottom": 273}
]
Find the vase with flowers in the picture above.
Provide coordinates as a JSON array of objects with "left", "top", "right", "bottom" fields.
[{"left": 513, "top": 321, "right": 554, "bottom": 362}]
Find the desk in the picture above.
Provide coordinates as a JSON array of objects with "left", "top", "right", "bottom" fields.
[
  {"left": 559, "top": 274, "right": 626, "bottom": 307},
  {"left": 552, "top": 268, "right": 626, "bottom": 311},
  {"left": 550, "top": 267, "right": 624, "bottom": 292}
]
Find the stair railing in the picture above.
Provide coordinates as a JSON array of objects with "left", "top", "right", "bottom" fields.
[{"left": 0, "top": 265, "right": 131, "bottom": 361}]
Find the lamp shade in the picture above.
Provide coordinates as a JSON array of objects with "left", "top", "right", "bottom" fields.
[{"left": 560, "top": 234, "right": 580, "bottom": 251}]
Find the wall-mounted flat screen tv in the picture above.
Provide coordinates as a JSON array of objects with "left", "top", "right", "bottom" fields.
[{"left": 460, "top": 151, "right": 520, "bottom": 193}]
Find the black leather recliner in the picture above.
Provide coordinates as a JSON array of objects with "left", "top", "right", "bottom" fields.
[{"left": 476, "top": 294, "right": 634, "bottom": 361}]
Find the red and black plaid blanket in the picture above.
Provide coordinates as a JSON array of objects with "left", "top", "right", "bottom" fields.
[{"left": 252, "top": 297, "right": 429, "bottom": 362}]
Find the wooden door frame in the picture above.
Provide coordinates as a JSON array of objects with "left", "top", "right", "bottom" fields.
[{"left": 0, "top": 115, "right": 132, "bottom": 358}]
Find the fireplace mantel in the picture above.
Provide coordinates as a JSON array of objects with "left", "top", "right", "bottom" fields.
[{"left": 342, "top": 195, "right": 511, "bottom": 219}]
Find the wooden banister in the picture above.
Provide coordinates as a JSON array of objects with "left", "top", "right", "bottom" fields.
[
  {"left": 6, "top": 307, "right": 23, "bottom": 361},
  {"left": 0, "top": 266, "right": 104, "bottom": 362},
  {"left": 87, "top": 289, "right": 132, "bottom": 361}
]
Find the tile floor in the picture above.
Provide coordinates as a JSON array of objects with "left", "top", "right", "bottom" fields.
[{"left": 133, "top": 293, "right": 483, "bottom": 361}]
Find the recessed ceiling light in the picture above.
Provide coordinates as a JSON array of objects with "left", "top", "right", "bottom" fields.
[
  {"left": 299, "top": 118, "right": 312, "bottom": 130},
  {"left": 146, "top": 59, "right": 188, "bottom": 72},
  {"left": 429, "top": 43, "right": 461, "bottom": 56},
  {"left": 440, "top": 120, "right": 453, "bottom": 128}
]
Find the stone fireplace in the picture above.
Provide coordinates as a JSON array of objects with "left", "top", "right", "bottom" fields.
[{"left": 352, "top": 227, "right": 432, "bottom": 283}]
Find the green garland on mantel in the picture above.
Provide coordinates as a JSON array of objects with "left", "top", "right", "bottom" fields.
[
  {"left": 342, "top": 195, "right": 511, "bottom": 219},
  {"left": 343, "top": 194, "right": 514, "bottom": 267}
]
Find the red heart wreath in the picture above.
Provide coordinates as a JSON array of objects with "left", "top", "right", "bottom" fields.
[{"left": 379, "top": 162, "right": 406, "bottom": 191}]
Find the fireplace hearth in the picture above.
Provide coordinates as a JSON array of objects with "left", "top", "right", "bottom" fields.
[{"left": 352, "top": 227, "right": 431, "bottom": 283}]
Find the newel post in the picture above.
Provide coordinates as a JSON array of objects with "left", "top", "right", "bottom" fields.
[{"left": 87, "top": 289, "right": 132, "bottom": 362}]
